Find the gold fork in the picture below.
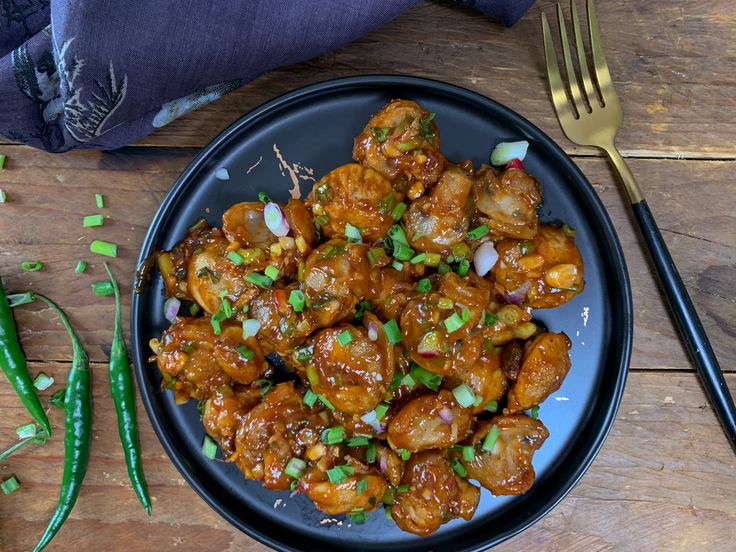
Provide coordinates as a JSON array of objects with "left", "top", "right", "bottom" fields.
[{"left": 542, "top": 0, "right": 736, "bottom": 453}]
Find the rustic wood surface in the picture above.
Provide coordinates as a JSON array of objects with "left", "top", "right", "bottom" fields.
[{"left": 1, "top": 1, "right": 735, "bottom": 550}]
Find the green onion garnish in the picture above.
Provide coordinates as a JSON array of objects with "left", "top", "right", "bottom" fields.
[
  {"left": 285, "top": 457, "right": 306, "bottom": 479},
  {"left": 16, "top": 423, "right": 37, "bottom": 439},
  {"left": 438, "top": 262, "right": 451, "bottom": 274},
  {"left": 7, "top": 292, "right": 34, "bottom": 308},
  {"left": 32, "top": 373, "right": 54, "bottom": 391},
  {"left": 374, "top": 403, "right": 389, "bottom": 420},
  {"left": 210, "top": 315, "right": 221, "bottom": 335},
  {"left": 415, "top": 278, "right": 431, "bottom": 293},
  {"left": 399, "top": 449, "right": 411, "bottom": 461},
  {"left": 202, "top": 435, "right": 218, "bottom": 459},
  {"left": 438, "top": 297, "right": 454, "bottom": 309},
  {"left": 288, "top": 289, "right": 305, "bottom": 312},
  {"left": 91, "top": 281, "right": 114, "bottom": 297},
  {"left": 467, "top": 224, "right": 490, "bottom": 240},
  {"left": 410, "top": 252, "right": 427, "bottom": 265},
  {"left": 345, "top": 223, "right": 362, "bottom": 243},
  {"left": 318, "top": 394, "right": 335, "bottom": 410},
  {"left": 451, "top": 458, "right": 468, "bottom": 478},
  {"left": 50, "top": 387, "right": 66, "bottom": 408},
  {"left": 562, "top": 223, "right": 577, "bottom": 237},
  {"left": 353, "top": 299, "right": 373, "bottom": 322},
  {"left": 349, "top": 508, "right": 367, "bottom": 523},
  {"left": 366, "top": 442, "right": 377, "bottom": 464},
  {"left": 1, "top": 476, "right": 20, "bottom": 495},
  {"left": 409, "top": 364, "right": 442, "bottom": 392},
  {"left": 296, "top": 344, "right": 314, "bottom": 363},
  {"left": 460, "top": 446, "right": 474, "bottom": 463},
  {"left": 226, "top": 250, "right": 244, "bottom": 265},
  {"left": 456, "top": 259, "right": 470, "bottom": 277},
  {"left": 424, "top": 253, "right": 441, "bottom": 267},
  {"left": 396, "top": 484, "right": 409, "bottom": 493},
  {"left": 90, "top": 239, "right": 117, "bottom": 257},
  {"left": 82, "top": 214, "right": 104, "bottom": 227},
  {"left": 303, "top": 389, "right": 318, "bottom": 408},
  {"left": 482, "top": 425, "right": 500, "bottom": 452},
  {"left": 95, "top": 193, "right": 105, "bottom": 208},
  {"left": 258, "top": 192, "right": 271, "bottom": 203},
  {"left": 74, "top": 260, "right": 87, "bottom": 274},
  {"left": 452, "top": 383, "right": 475, "bottom": 408},
  {"left": 315, "top": 214, "right": 330, "bottom": 226},
  {"left": 0, "top": 154, "right": 5, "bottom": 170},
  {"left": 391, "top": 260, "right": 404, "bottom": 271},
  {"left": 367, "top": 247, "right": 389, "bottom": 267},
  {"left": 483, "top": 400, "right": 498, "bottom": 413},
  {"left": 20, "top": 261, "right": 43, "bottom": 272},
  {"left": 371, "top": 126, "right": 389, "bottom": 142},
  {"left": 356, "top": 478, "right": 369, "bottom": 494},
  {"left": 244, "top": 272, "right": 273, "bottom": 288},
  {"left": 347, "top": 436, "right": 370, "bottom": 447},
  {"left": 401, "top": 373, "right": 416, "bottom": 389},
  {"left": 460, "top": 307, "right": 470, "bottom": 322},
  {"left": 236, "top": 345, "right": 255, "bottom": 360},
  {"left": 520, "top": 240, "right": 534, "bottom": 255},
  {"left": 379, "top": 191, "right": 397, "bottom": 215},
  {"left": 444, "top": 312, "right": 466, "bottom": 333},
  {"left": 321, "top": 426, "right": 345, "bottom": 445},
  {"left": 290, "top": 479, "right": 299, "bottom": 491},
  {"left": 0, "top": 189, "right": 6, "bottom": 203},
  {"left": 384, "top": 319, "right": 401, "bottom": 345},
  {"left": 336, "top": 330, "right": 353, "bottom": 347},
  {"left": 326, "top": 464, "right": 354, "bottom": 484},
  {"left": 388, "top": 224, "right": 409, "bottom": 246},
  {"left": 530, "top": 405, "right": 540, "bottom": 419},
  {"left": 392, "top": 242, "right": 414, "bottom": 261},
  {"left": 264, "top": 265, "right": 279, "bottom": 281},
  {"left": 482, "top": 310, "right": 498, "bottom": 326},
  {"left": 391, "top": 202, "right": 407, "bottom": 221},
  {"left": 190, "top": 303, "right": 201, "bottom": 316}
]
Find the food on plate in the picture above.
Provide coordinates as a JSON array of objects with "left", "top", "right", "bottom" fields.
[{"left": 153, "top": 99, "right": 584, "bottom": 536}]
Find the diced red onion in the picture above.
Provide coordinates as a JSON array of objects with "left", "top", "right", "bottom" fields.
[
  {"left": 473, "top": 241, "right": 499, "bottom": 277},
  {"left": 379, "top": 455, "right": 387, "bottom": 472},
  {"left": 437, "top": 406, "right": 457, "bottom": 425},
  {"left": 215, "top": 167, "right": 230, "bottom": 181},
  {"left": 360, "top": 410, "right": 387, "bottom": 432},
  {"left": 490, "top": 140, "right": 529, "bottom": 166},
  {"left": 504, "top": 281, "right": 532, "bottom": 305},
  {"left": 417, "top": 331, "right": 441, "bottom": 358},
  {"left": 163, "top": 297, "right": 180, "bottom": 323},
  {"left": 242, "top": 319, "right": 261, "bottom": 339},
  {"left": 506, "top": 158, "right": 525, "bottom": 171},
  {"left": 264, "top": 202, "right": 290, "bottom": 237},
  {"left": 367, "top": 321, "right": 378, "bottom": 342}
]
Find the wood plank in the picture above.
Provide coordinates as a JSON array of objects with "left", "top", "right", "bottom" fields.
[
  {"left": 1, "top": 367, "right": 734, "bottom": 551},
  {"left": 0, "top": 146, "right": 732, "bottom": 368},
  {"left": 1, "top": 1, "right": 726, "bottom": 156}
]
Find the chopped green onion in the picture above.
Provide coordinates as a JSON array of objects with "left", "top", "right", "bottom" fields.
[
  {"left": 473, "top": 394, "right": 484, "bottom": 407},
  {"left": 438, "top": 262, "right": 451, "bottom": 274},
  {"left": 74, "top": 260, "right": 87, "bottom": 274},
  {"left": 374, "top": 403, "right": 390, "bottom": 420},
  {"left": 318, "top": 244, "right": 347, "bottom": 261},
  {"left": 321, "top": 426, "right": 345, "bottom": 445},
  {"left": 410, "top": 252, "right": 427, "bottom": 265},
  {"left": 264, "top": 265, "right": 279, "bottom": 281},
  {"left": 347, "top": 436, "right": 370, "bottom": 447},
  {"left": 95, "top": 193, "right": 105, "bottom": 208},
  {"left": 315, "top": 214, "right": 330, "bottom": 226},
  {"left": 1, "top": 476, "right": 20, "bottom": 495},
  {"left": 444, "top": 312, "right": 466, "bottom": 333},
  {"left": 437, "top": 297, "right": 454, "bottom": 310},
  {"left": 482, "top": 425, "right": 500, "bottom": 452},
  {"left": 219, "top": 297, "right": 233, "bottom": 318},
  {"left": 409, "top": 364, "right": 442, "bottom": 392},
  {"left": 396, "top": 484, "right": 410, "bottom": 493},
  {"left": 356, "top": 478, "right": 369, "bottom": 494},
  {"left": 452, "top": 242, "right": 470, "bottom": 260},
  {"left": 202, "top": 435, "right": 218, "bottom": 459},
  {"left": 82, "top": 214, "right": 104, "bottom": 227},
  {"left": 0, "top": 155, "right": 5, "bottom": 169},
  {"left": 530, "top": 405, "right": 540, "bottom": 419},
  {"left": 288, "top": 289, "right": 305, "bottom": 312},
  {"left": 400, "top": 373, "right": 416, "bottom": 389},
  {"left": 303, "top": 389, "right": 318, "bottom": 408},
  {"left": 353, "top": 299, "right": 373, "bottom": 322},
  {"left": 290, "top": 479, "right": 299, "bottom": 491},
  {"left": 91, "top": 281, "right": 114, "bottom": 297},
  {"left": 349, "top": 508, "right": 367, "bottom": 523},
  {"left": 520, "top": 240, "right": 534, "bottom": 255},
  {"left": 306, "top": 366, "right": 319, "bottom": 386},
  {"left": 7, "top": 292, "right": 34, "bottom": 308},
  {"left": 483, "top": 400, "right": 498, "bottom": 413},
  {"left": 461, "top": 445, "right": 475, "bottom": 462},
  {"left": 391, "top": 260, "right": 404, "bottom": 272},
  {"left": 285, "top": 457, "right": 306, "bottom": 479},
  {"left": 456, "top": 259, "right": 470, "bottom": 277},
  {"left": 371, "top": 126, "right": 389, "bottom": 142},
  {"left": 482, "top": 311, "right": 498, "bottom": 326},
  {"left": 32, "top": 373, "right": 54, "bottom": 391},
  {"left": 424, "top": 253, "right": 441, "bottom": 267},
  {"left": 391, "top": 202, "right": 407, "bottom": 221},
  {"left": 562, "top": 223, "right": 577, "bottom": 238},
  {"left": 326, "top": 464, "right": 354, "bottom": 484},
  {"left": 50, "top": 387, "right": 66, "bottom": 408},
  {"left": 367, "top": 247, "right": 389, "bottom": 267},
  {"left": 20, "top": 261, "right": 43, "bottom": 272},
  {"left": 467, "top": 224, "right": 490, "bottom": 240},
  {"left": 388, "top": 224, "right": 409, "bottom": 246},
  {"left": 336, "top": 329, "right": 353, "bottom": 347},
  {"left": 210, "top": 315, "right": 222, "bottom": 335},
  {"left": 16, "top": 423, "right": 37, "bottom": 440},
  {"left": 388, "top": 372, "right": 403, "bottom": 391},
  {"left": 258, "top": 192, "right": 271, "bottom": 204},
  {"left": 345, "top": 223, "right": 362, "bottom": 243},
  {"left": 399, "top": 449, "right": 411, "bottom": 461},
  {"left": 236, "top": 345, "right": 255, "bottom": 360},
  {"left": 226, "top": 250, "right": 244, "bottom": 265},
  {"left": 379, "top": 191, "right": 397, "bottom": 215},
  {"left": 190, "top": 303, "right": 201, "bottom": 316},
  {"left": 415, "top": 278, "right": 431, "bottom": 293},
  {"left": 452, "top": 458, "right": 468, "bottom": 478},
  {"left": 392, "top": 242, "right": 414, "bottom": 261},
  {"left": 384, "top": 319, "right": 401, "bottom": 345},
  {"left": 385, "top": 506, "right": 393, "bottom": 520},
  {"left": 0, "top": 190, "right": 6, "bottom": 203},
  {"left": 452, "top": 383, "right": 475, "bottom": 408},
  {"left": 366, "top": 442, "right": 377, "bottom": 464},
  {"left": 244, "top": 272, "right": 273, "bottom": 288},
  {"left": 318, "top": 394, "right": 335, "bottom": 410},
  {"left": 90, "top": 239, "right": 117, "bottom": 257},
  {"left": 460, "top": 307, "right": 470, "bottom": 322}
]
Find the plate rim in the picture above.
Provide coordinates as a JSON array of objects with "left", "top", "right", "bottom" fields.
[{"left": 131, "top": 74, "right": 633, "bottom": 552}]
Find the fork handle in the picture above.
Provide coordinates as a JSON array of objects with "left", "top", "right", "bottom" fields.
[{"left": 631, "top": 198, "right": 736, "bottom": 453}]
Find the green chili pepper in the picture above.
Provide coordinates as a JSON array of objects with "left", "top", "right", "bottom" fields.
[
  {"left": 0, "top": 279, "right": 51, "bottom": 436},
  {"left": 103, "top": 262, "right": 152, "bottom": 515},
  {"left": 33, "top": 294, "right": 91, "bottom": 552}
]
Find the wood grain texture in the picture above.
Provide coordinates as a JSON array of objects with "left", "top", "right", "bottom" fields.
[
  {"left": 0, "top": 147, "right": 732, "bottom": 369},
  {"left": 1, "top": 368, "right": 734, "bottom": 551},
  {"left": 0, "top": 1, "right": 725, "bottom": 157}
]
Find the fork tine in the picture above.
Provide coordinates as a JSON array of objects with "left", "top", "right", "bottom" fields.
[
  {"left": 556, "top": 3, "right": 586, "bottom": 114},
  {"left": 542, "top": 12, "right": 575, "bottom": 122},
  {"left": 587, "top": 0, "right": 616, "bottom": 103},
  {"left": 571, "top": 0, "right": 598, "bottom": 106}
]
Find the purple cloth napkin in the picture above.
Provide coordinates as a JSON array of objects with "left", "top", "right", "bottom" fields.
[{"left": 0, "top": 0, "right": 533, "bottom": 152}]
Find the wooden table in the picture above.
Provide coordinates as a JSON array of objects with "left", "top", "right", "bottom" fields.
[{"left": 1, "top": 1, "right": 734, "bottom": 550}]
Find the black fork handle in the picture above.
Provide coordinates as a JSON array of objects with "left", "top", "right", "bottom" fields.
[{"left": 632, "top": 199, "right": 736, "bottom": 453}]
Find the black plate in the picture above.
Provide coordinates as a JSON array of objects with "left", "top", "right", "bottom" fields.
[{"left": 131, "top": 75, "right": 632, "bottom": 552}]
